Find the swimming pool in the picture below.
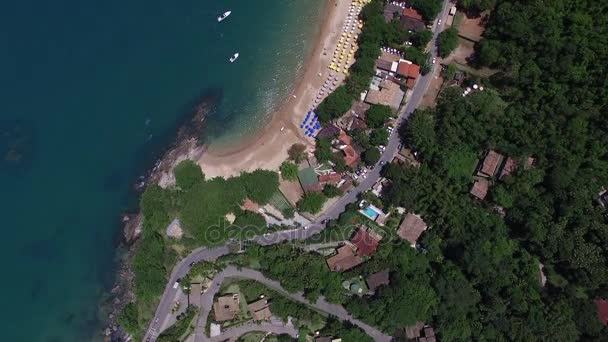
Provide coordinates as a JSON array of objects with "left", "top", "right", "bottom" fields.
[{"left": 361, "top": 206, "right": 380, "bottom": 220}]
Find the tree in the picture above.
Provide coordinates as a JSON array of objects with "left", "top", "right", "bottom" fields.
[
  {"left": 287, "top": 143, "right": 307, "bottom": 163},
  {"left": 315, "top": 137, "right": 333, "bottom": 163},
  {"left": 404, "top": 109, "right": 438, "bottom": 157},
  {"left": 317, "top": 86, "right": 353, "bottom": 123},
  {"left": 362, "top": 148, "right": 381, "bottom": 166},
  {"left": 366, "top": 104, "right": 393, "bottom": 128},
  {"left": 331, "top": 153, "right": 347, "bottom": 172},
  {"left": 437, "top": 27, "right": 459, "bottom": 57},
  {"left": 410, "top": 0, "right": 443, "bottom": 21},
  {"left": 460, "top": 0, "right": 496, "bottom": 11},
  {"left": 280, "top": 161, "right": 298, "bottom": 181},
  {"left": 442, "top": 63, "right": 458, "bottom": 81},
  {"left": 351, "top": 128, "right": 371, "bottom": 150},
  {"left": 411, "top": 29, "right": 433, "bottom": 48},
  {"left": 370, "top": 128, "right": 389, "bottom": 146},
  {"left": 117, "top": 303, "right": 139, "bottom": 335},
  {"left": 240, "top": 170, "right": 279, "bottom": 204},
  {"left": 174, "top": 160, "right": 204, "bottom": 190},
  {"left": 297, "top": 192, "right": 327, "bottom": 214},
  {"left": 323, "top": 184, "right": 343, "bottom": 198}
]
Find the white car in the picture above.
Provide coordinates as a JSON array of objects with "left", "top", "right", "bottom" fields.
[
  {"left": 438, "top": 19, "right": 442, "bottom": 26},
  {"left": 173, "top": 282, "right": 179, "bottom": 289},
  {"left": 432, "top": 57, "right": 437, "bottom": 64}
]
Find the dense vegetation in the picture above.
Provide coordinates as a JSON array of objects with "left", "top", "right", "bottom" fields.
[
  {"left": 317, "top": 0, "right": 417, "bottom": 123},
  {"left": 245, "top": 244, "right": 346, "bottom": 303},
  {"left": 280, "top": 161, "right": 298, "bottom": 181},
  {"left": 297, "top": 192, "right": 327, "bottom": 214},
  {"left": 124, "top": 161, "right": 280, "bottom": 336},
  {"left": 318, "top": 317, "right": 373, "bottom": 342},
  {"left": 156, "top": 305, "right": 196, "bottom": 342},
  {"left": 233, "top": 279, "right": 325, "bottom": 327},
  {"left": 437, "top": 27, "right": 459, "bottom": 58},
  {"left": 383, "top": 0, "right": 608, "bottom": 339}
]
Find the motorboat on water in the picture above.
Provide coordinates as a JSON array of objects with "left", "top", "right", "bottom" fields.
[
  {"left": 217, "top": 11, "right": 231, "bottom": 22},
  {"left": 229, "top": 53, "right": 239, "bottom": 63}
]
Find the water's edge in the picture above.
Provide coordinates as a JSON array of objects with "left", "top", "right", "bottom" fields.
[{"left": 99, "top": 90, "right": 218, "bottom": 340}]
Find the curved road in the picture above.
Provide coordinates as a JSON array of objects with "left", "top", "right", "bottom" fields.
[
  {"left": 144, "top": 1, "right": 451, "bottom": 341},
  {"left": 194, "top": 266, "right": 391, "bottom": 342}
]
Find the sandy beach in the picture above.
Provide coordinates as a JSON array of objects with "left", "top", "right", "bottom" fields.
[{"left": 199, "top": 0, "right": 353, "bottom": 178}]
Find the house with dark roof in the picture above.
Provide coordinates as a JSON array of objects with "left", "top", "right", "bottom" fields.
[
  {"left": 397, "top": 213, "right": 428, "bottom": 247},
  {"left": 383, "top": 3, "right": 404, "bottom": 22},
  {"left": 213, "top": 294, "right": 240, "bottom": 322},
  {"left": 400, "top": 8, "right": 425, "bottom": 31},
  {"left": 366, "top": 269, "right": 390, "bottom": 293},
  {"left": 317, "top": 124, "right": 341, "bottom": 138},
  {"left": 351, "top": 226, "right": 382, "bottom": 256},
  {"left": 247, "top": 299, "right": 272, "bottom": 321},
  {"left": 470, "top": 178, "right": 489, "bottom": 200}
]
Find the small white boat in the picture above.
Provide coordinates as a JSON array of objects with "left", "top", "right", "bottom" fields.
[
  {"left": 229, "top": 53, "right": 239, "bottom": 63},
  {"left": 217, "top": 11, "right": 231, "bottom": 22}
]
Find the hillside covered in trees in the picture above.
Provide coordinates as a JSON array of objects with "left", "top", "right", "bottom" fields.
[{"left": 389, "top": 0, "right": 608, "bottom": 339}]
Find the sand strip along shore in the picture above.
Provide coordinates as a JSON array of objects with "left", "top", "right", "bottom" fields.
[{"left": 199, "top": 0, "right": 352, "bottom": 178}]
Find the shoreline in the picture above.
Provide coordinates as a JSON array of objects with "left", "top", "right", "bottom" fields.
[{"left": 198, "top": 0, "right": 350, "bottom": 178}]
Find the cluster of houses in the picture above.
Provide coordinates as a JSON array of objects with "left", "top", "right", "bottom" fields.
[
  {"left": 211, "top": 293, "right": 272, "bottom": 323},
  {"left": 470, "top": 150, "right": 535, "bottom": 201}
]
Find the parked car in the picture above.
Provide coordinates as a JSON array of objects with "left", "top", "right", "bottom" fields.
[{"left": 432, "top": 57, "right": 437, "bottom": 64}]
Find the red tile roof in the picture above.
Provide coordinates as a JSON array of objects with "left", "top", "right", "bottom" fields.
[
  {"left": 397, "top": 62, "right": 421, "bottom": 79},
  {"left": 343, "top": 145, "right": 359, "bottom": 167},
  {"left": 351, "top": 227, "right": 381, "bottom": 256},
  {"left": 470, "top": 178, "right": 489, "bottom": 200},
  {"left": 596, "top": 298, "right": 608, "bottom": 326},
  {"left": 326, "top": 245, "right": 363, "bottom": 272},
  {"left": 408, "top": 63, "right": 420, "bottom": 78},
  {"left": 406, "top": 78, "right": 415, "bottom": 89},
  {"left": 402, "top": 7, "right": 423, "bottom": 21},
  {"left": 318, "top": 173, "right": 342, "bottom": 183},
  {"left": 338, "top": 130, "right": 352, "bottom": 145}
]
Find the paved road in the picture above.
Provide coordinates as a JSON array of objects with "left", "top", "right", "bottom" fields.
[
  {"left": 143, "top": 2, "right": 451, "bottom": 341},
  {"left": 194, "top": 266, "right": 392, "bottom": 342},
  {"left": 209, "top": 322, "right": 298, "bottom": 342}
]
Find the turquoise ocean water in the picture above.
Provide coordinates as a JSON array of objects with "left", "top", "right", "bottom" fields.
[{"left": 0, "top": 0, "right": 324, "bottom": 340}]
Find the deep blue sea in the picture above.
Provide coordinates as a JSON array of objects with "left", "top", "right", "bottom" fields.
[{"left": 0, "top": 0, "right": 324, "bottom": 340}]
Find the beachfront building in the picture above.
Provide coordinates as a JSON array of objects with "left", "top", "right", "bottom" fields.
[
  {"left": 364, "top": 79, "right": 404, "bottom": 110},
  {"left": 298, "top": 167, "right": 322, "bottom": 193}
]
